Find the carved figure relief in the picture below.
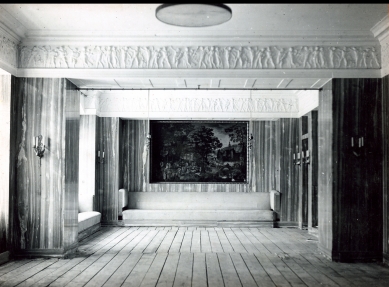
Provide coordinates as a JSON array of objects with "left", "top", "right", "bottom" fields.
[
  {"left": 18, "top": 45, "right": 381, "bottom": 69},
  {"left": 99, "top": 97, "right": 299, "bottom": 114}
]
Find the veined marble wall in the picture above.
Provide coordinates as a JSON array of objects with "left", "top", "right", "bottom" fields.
[
  {"left": 95, "top": 117, "right": 120, "bottom": 223},
  {"left": 9, "top": 78, "right": 79, "bottom": 256},
  {"left": 64, "top": 84, "right": 80, "bottom": 251},
  {"left": 0, "top": 74, "right": 11, "bottom": 263},
  {"left": 278, "top": 118, "right": 300, "bottom": 222},
  {"left": 318, "top": 81, "right": 334, "bottom": 256},
  {"left": 318, "top": 78, "right": 383, "bottom": 262}
]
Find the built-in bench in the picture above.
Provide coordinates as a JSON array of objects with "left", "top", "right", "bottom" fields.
[
  {"left": 122, "top": 192, "right": 277, "bottom": 227},
  {"left": 78, "top": 211, "right": 101, "bottom": 241}
]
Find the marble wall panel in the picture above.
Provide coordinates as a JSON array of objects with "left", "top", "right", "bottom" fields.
[
  {"left": 308, "top": 111, "right": 319, "bottom": 231},
  {"left": 95, "top": 117, "right": 120, "bottom": 223},
  {"left": 0, "top": 75, "right": 11, "bottom": 258},
  {"left": 251, "top": 121, "right": 281, "bottom": 193},
  {"left": 9, "top": 77, "right": 79, "bottom": 255},
  {"left": 318, "top": 81, "right": 334, "bottom": 256},
  {"left": 383, "top": 75, "right": 389, "bottom": 262},
  {"left": 64, "top": 81, "right": 80, "bottom": 252},
  {"left": 278, "top": 118, "right": 300, "bottom": 222},
  {"left": 318, "top": 78, "right": 383, "bottom": 262}
]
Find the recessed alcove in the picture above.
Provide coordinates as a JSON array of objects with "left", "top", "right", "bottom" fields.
[{"left": 78, "top": 89, "right": 320, "bottom": 227}]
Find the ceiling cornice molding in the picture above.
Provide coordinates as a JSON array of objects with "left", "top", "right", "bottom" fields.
[
  {"left": 17, "top": 68, "right": 381, "bottom": 80},
  {"left": 0, "top": 59, "right": 17, "bottom": 75},
  {"left": 22, "top": 29, "right": 375, "bottom": 37},
  {"left": 0, "top": 29, "right": 19, "bottom": 72},
  {"left": 20, "top": 32, "right": 377, "bottom": 47},
  {"left": 371, "top": 14, "right": 389, "bottom": 41},
  {"left": 0, "top": 6, "right": 26, "bottom": 41},
  {"left": 0, "top": 23, "right": 22, "bottom": 43}
]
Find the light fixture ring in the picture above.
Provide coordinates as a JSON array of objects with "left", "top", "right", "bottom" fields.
[{"left": 156, "top": 3, "right": 232, "bottom": 27}]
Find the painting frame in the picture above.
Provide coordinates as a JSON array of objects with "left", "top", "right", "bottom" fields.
[{"left": 149, "top": 120, "right": 249, "bottom": 184}]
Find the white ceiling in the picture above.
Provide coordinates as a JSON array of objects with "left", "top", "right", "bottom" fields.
[
  {"left": 0, "top": 4, "right": 387, "bottom": 89},
  {"left": 69, "top": 77, "right": 330, "bottom": 90},
  {"left": 1, "top": 4, "right": 387, "bottom": 37}
]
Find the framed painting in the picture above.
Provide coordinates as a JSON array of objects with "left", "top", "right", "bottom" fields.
[{"left": 150, "top": 120, "right": 249, "bottom": 183}]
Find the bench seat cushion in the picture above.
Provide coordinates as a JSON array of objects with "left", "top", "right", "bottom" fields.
[
  {"left": 127, "top": 192, "right": 271, "bottom": 210},
  {"left": 78, "top": 211, "right": 101, "bottom": 233}
]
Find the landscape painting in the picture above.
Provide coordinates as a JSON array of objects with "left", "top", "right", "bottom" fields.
[{"left": 150, "top": 121, "right": 248, "bottom": 183}]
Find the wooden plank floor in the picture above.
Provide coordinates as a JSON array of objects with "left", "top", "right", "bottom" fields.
[{"left": 1, "top": 227, "right": 389, "bottom": 286}]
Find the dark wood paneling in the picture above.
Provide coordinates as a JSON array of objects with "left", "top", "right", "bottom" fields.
[
  {"left": 120, "top": 120, "right": 280, "bottom": 194},
  {"left": 382, "top": 75, "right": 389, "bottom": 261},
  {"left": 0, "top": 75, "right": 11, "bottom": 256},
  {"left": 95, "top": 117, "right": 120, "bottom": 223},
  {"left": 9, "top": 77, "right": 79, "bottom": 254},
  {"left": 319, "top": 78, "right": 383, "bottom": 262}
]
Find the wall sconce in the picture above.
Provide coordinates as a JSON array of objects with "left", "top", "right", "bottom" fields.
[
  {"left": 33, "top": 135, "right": 45, "bottom": 166},
  {"left": 146, "top": 133, "right": 152, "bottom": 150},
  {"left": 303, "top": 150, "right": 310, "bottom": 164},
  {"left": 97, "top": 150, "right": 105, "bottom": 164},
  {"left": 351, "top": 136, "right": 364, "bottom": 157},
  {"left": 293, "top": 152, "right": 301, "bottom": 165},
  {"left": 248, "top": 133, "right": 254, "bottom": 150}
]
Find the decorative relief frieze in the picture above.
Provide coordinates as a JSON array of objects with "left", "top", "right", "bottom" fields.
[
  {"left": 0, "top": 34, "right": 18, "bottom": 68},
  {"left": 98, "top": 96, "right": 299, "bottom": 113},
  {"left": 18, "top": 45, "right": 380, "bottom": 69}
]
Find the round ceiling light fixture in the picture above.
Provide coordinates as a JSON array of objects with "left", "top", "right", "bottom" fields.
[{"left": 156, "top": 4, "right": 232, "bottom": 27}]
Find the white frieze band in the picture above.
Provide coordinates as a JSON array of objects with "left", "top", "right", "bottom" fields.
[
  {"left": 98, "top": 96, "right": 299, "bottom": 113},
  {"left": 18, "top": 45, "right": 381, "bottom": 69}
]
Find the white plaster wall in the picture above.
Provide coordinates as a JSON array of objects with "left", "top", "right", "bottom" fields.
[
  {"left": 381, "top": 33, "right": 389, "bottom": 77},
  {"left": 371, "top": 14, "right": 389, "bottom": 77},
  {"left": 298, "top": 90, "right": 319, "bottom": 117}
]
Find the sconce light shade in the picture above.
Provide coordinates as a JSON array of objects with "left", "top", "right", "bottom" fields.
[
  {"left": 156, "top": 4, "right": 232, "bottom": 27},
  {"left": 248, "top": 133, "right": 254, "bottom": 150},
  {"left": 33, "top": 135, "right": 45, "bottom": 159},
  {"left": 33, "top": 135, "right": 46, "bottom": 167},
  {"left": 146, "top": 133, "right": 152, "bottom": 150}
]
